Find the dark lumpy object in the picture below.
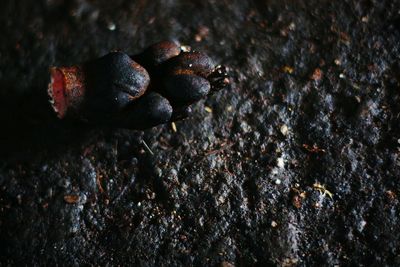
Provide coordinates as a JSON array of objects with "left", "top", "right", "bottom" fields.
[
  {"left": 77, "top": 44, "right": 219, "bottom": 127},
  {"left": 163, "top": 74, "right": 210, "bottom": 106},
  {"left": 83, "top": 52, "right": 150, "bottom": 121},
  {"left": 164, "top": 52, "right": 215, "bottom": 77},
  {"left": 133, "top": 41, "right": 181, "bottom": 69},
  {"left": 117, "top": 92, "right": 173, "bottom": 129}
]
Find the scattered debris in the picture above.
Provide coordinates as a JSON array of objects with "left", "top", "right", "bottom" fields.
[
  {"left": 282, "top": 257, "right": 299, "bottom": 267},
  {"left": 385, "top": 190, "right": 397, "bottom": 201},
  {"left": 313, "top": 182, "right": 333, "bottom": 199},
  {"left": 141, "top": 140, "right": 154, "bottom": 155},
  {"left": 292, "top": 194, "right": 302, "bottom": 209},
  {"left": 64, "top": 195, "right": 80, "bottom": 204},
  {"left": 171, "top": 122, "right": 177, "bottom": 132},
  {"left": 194, "top": 26, "right": 209, "bottom": 42},
  {"left": 277, "top": 157, "right": 285, "bottom": 169},
  {"left": 282, "top": 66, "right": 294, "bottom": 74},
  {"left": 290, "top": 188, "right": 306, "bottom": 208},
  {"left": 220, "top": 261, "right": 235, "bottom": 267},
  {"left": 96, "top": 170, "right": 105, "bottom": 194},
  {"left": 302, "top": 144, "right": 326, "bottom": 153},
  {"left": 310, "top": 68, "right": 322, "bottom": 81}
]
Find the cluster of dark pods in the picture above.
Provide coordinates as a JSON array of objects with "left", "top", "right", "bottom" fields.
[{"left": 48, "top": 41, "right": 229, "bottom": 129}]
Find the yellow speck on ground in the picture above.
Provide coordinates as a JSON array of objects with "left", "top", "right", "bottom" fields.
[
  {"left": 280, "top": 124, "right": 289, "bottom": 136},
  {"left": 205, "top": 106, "right": 213, "bottom": 113},
  {"left": 313, "top": 182, "right": 333, "bottom": 199},
  {"left": 282, "top": 66, "right": 294, "bottom": 74},
  {"left": 171, "top": 122, "right": 177, "bottom": 132}
]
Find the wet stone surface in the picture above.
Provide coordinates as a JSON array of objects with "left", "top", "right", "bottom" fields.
[{"left": 1, "top": 0, "right": 400, "bottom": 266}]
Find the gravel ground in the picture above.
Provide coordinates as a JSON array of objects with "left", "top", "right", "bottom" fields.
[{"left": 1, "top": 0, "right": 400, "bottom": 266}]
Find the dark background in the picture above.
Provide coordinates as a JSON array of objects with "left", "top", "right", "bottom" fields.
[{"left": 1, "top": 0, "right": 400, "bottom": 266}]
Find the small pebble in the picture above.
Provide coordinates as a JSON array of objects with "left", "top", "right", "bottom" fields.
[
  {"left": 280, "top": 124, "right": 288, "bottom": 136},
  {"left": 205, "top": 106, "right": 212, "bottom": 113},
  {"left": 277, "top": 157, "right": 284, "bottom": 169},
  {"left": 107, "top": 22, "right": 116, "bottom": 31}
]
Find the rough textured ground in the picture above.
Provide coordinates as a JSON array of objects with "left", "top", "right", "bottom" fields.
[{"left": 1, "top": 0, "right": 400, "bottom": 266}]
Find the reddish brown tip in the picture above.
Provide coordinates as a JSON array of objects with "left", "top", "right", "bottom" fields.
[{"left": 48, "top": 66, "right": 86, "bottom": 118}]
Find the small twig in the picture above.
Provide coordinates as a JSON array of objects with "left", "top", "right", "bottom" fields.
[
  {"left": 204, "top": 142, "right": 233, "bottom": 156},
  {"left": 112, "top": 175, "right": 136, "bottom": 205},
  {"left": 313, "top": 182, "right": 333, "bottom": 199},
  {"left": 96, "top": 169, "right": 105, "bottom": 194},
  {"left": 141, "top": 140, "right": 154, "bottom": 155}
]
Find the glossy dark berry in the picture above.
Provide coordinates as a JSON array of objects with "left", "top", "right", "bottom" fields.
[
  {"left": 162, "top": 74, "right": 210, "bottom": 106},
  {"left": 83, "top": 52, "right": 150, "bottom": 120},
  {"left": 116, "top": 92, "right": 172, "bottom": 129},
  {"left": 133, "top": 40, "right": 181, "bottom": 69},
  {"left": 164, "top": 52, "right": 215, "bottom": 77}
]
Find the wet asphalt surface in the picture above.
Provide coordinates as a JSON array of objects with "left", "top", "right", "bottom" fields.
[{"left": 1, "top": 0, "right": 400, "bottom": 266}]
